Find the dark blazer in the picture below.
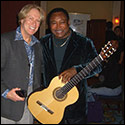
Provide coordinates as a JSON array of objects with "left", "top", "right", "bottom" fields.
[
  {"left": 1, "top": 31, "right": 43, "bottom": 121},
  {"left": 40, "top": 30, "right": 102, "bottom": 119}
]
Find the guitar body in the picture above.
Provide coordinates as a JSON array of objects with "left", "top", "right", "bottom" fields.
[{"left": 28, "top": 76, "right": 79, "bottom": 124}]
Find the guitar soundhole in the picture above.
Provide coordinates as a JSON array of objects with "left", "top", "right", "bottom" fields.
[{"left": 53, "top": 87, "right": 67, "bottom": 101}]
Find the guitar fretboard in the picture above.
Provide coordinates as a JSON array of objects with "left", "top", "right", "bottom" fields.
[{"left": 60, "top": 54, "right": 103, "bottom": 95}]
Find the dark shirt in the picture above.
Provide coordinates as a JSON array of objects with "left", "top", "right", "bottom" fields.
[
  {"left": 53, "top": 35, "right": 70, "bottom": 73},
  {"left": 40, "top": 29, "right": 102, "bottom": 121}
]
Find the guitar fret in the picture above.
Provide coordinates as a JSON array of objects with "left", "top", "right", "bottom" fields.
[
  {"left": 62, "top": 75, "right": 81, "bottom": 94},
  {"left": 71, "top": 77, "right": 79, "bottom": 86},
  {"left": 95, "top": 56, "right": 101, "bottom": 65},
  {"left": 81, "top": 70, "right": 87, "bottom": 76},
  {"left": 90, "top": 61, "right": 95, "bottom": 68},
  {"left": 76, "top": 74, "right": 82, "bottom": 81},
  {"left": 78, "top": 72, "right": 84, "bottom": 79},
  {"left": 70, "top": 78, "right": 78, "bottom": 87},
  {"left": 91, "top": 59, "right": 97, "bottom": 67},
  {"left": 85, "top": 66, "right": 91, "bottom": 73},
  {"left": 68, "top": 81, "right": 74, "bottom": 88},
  {"left": 84, "top": 67, "right": 89, "bottom": 74},
  {"left": 63, "top": 82, "right": 74, "bottom": 93},
  {"left": 88, "top": 63, "right": 93, "bottom": 70}
]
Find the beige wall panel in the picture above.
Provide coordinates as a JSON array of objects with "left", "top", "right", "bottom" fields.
[{"left": 47, "top": 1, "right": 113, "bottom": 21}]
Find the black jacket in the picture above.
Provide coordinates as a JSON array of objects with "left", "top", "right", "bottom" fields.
[
  {"left": 1, "top": 31, "right": 43, "bottom": 121},
  {"left": 40, "top": 30, "right": 102, "bottom": 119}
]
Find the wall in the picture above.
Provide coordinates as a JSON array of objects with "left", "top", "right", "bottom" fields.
[
  {"left": 1, "top": 1, "right": 40, "bottom": 38},
  {"left": 47, "top": 1, "right": 113, "bottom": 21},
  {"left": 112, "top": 1, "right": 121, "bottom": 29},
  {"left": 40, "top": 1, "right": 47, "bottom": 38}
]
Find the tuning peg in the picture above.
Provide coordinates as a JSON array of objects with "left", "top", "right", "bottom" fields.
[
  {"left": 108, "top": 41, "right": 112, "bottom": 46},
  {"left": 108, "top": 51, "right": 113, "bottom": 55},
  {"left": 112, "top": 48, "right": 116, "bottom": 52},
  {"left": 105, "top": 53, "right": 110, "bottom": 58},
  {"left": 102, "top": 48, "right": 105, "bottom": 53}
]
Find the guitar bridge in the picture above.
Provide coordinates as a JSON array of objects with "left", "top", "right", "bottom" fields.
[{"left": 36, "top": 100, "right": 54, "bottom": 114}]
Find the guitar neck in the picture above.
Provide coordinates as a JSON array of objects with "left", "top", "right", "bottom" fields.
[{"left": 61, "top": 54, "right": 103, "bottom": 94}]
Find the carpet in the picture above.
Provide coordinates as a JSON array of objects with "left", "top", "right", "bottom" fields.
[
  {"left": 34, "top": 103, "right": 124, "bottom": 124},
  {"left": 89, "top": 103, "right": 124, "bottom": 124}
]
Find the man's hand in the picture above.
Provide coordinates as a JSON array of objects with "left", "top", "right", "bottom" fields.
[
  {"left": 59, "top": 67, "right": 77, "bottom": 83},
  {"left": 6, "top": 88, "right": 25, "bottom": 102}
]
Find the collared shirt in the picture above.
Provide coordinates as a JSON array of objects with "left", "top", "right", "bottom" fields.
[
  {"left": 2, "top": 26, "right": 40, "bottom": 98},
  {"left": 15, "top": 26, "right": 39, "bottom": 86}
]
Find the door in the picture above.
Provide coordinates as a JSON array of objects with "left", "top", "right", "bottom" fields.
[{"left": 87, "top": 19, "right": 106, "bottom": 53}]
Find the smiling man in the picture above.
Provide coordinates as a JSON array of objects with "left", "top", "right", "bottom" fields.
[
  {"left": 1, "top": 4, "right": 45, "bottom": 124},
  {"left": 40, "top": 8, "right": 102, "bottom": 124}
]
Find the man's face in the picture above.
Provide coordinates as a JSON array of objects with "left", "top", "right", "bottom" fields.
[
  {"left": 50, "top": 12, "right": 70, "bottom": 39},
  {"left": 21, "top": 8, "right": 41, "bottom": 37}
]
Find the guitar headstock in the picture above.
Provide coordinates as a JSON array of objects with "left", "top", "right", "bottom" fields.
[{"left": 100, "top": 40, "right": 118, "bottom": 60}]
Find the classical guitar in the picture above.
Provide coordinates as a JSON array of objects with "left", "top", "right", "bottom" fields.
[{"left": 27, "top": 40, "right": 118, "bottom": 124}]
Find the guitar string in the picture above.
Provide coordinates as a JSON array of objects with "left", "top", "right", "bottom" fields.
[
  {"left": 57, "top": 57, "right": 96, "bottom": 97},
  {"left": 56, "top": 55, "right": 103, "bottom": 98}
]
